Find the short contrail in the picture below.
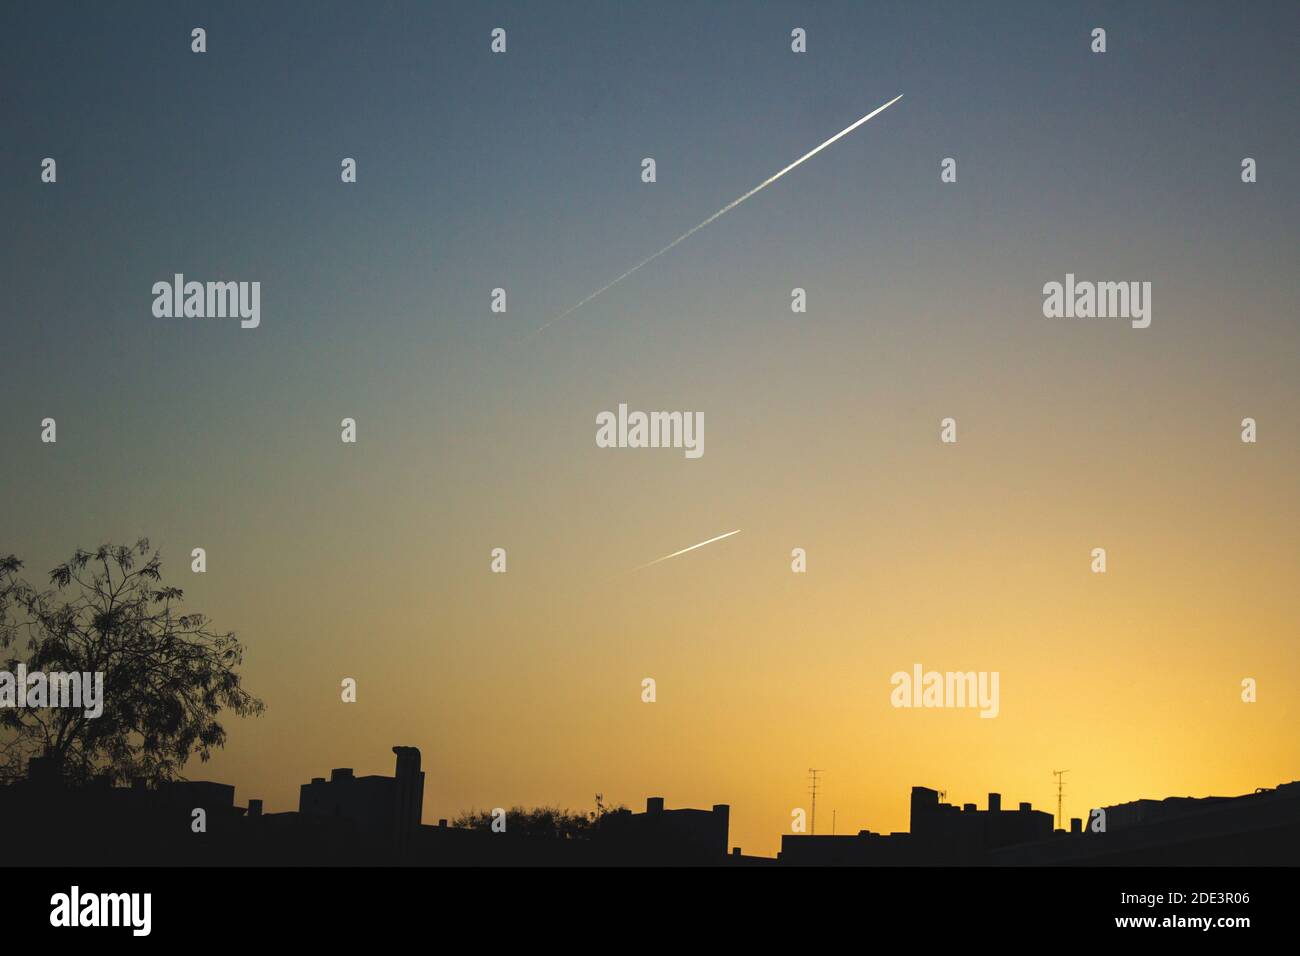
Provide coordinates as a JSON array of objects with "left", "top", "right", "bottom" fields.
[
  {"left": 533, "top": 93, "right": 903, "bottom": 335},
  {"left": 636, "top": 529, "right": 741, "bottom": 570}
]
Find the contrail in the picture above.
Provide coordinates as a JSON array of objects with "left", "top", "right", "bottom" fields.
[
  {"left": 636, "top": 529, "right": 741, "bottom": 570},
  {"left": 532, "top": 93, "right": 903, "bottom": 335}
]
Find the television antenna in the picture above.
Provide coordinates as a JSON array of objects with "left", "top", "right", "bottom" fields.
[
  {"left": 1052, "top": 769, "right": 1070, "bottom": 830},
  {"left": 808, "top": 769, "right": 824, "bottom": 835}
]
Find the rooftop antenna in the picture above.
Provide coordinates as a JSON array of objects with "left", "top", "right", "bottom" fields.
[
  {"left": 1053, "top": 769, "right": 1070, "bottom": 830},
  {"left": 808, "top": 769, "right": 823, "bottom": 835},
  {"left": 832, "top": 809, "right": 837, "bottom": 836}
]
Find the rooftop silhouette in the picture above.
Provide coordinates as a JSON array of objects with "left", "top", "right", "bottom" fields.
[{"left": 5, "top": 745, "right": 1298, "bottom": 866}]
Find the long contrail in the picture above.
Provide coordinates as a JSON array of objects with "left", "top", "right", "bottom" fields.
[
  {"left": 636, "top": 529, "right": 741, "bottom": 570},
  {"left": 533, "top": 93, "right": 903, "bottom": 335}
]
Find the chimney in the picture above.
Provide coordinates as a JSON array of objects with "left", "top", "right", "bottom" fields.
[
  {"left": 330, "top": 768, "right": 354, "bottom": 782},
  {"left": 1019, "top": 801, "right": 1032, "bottom": 812},
  {"left": 392, "top": 746, "right": 421, "bottom": 781},
  {"left": 963, "top": 803, "right": 976, "bottom": 812},
  {"left": 646, "top": 796, "right": 665, "bottom": 814},
  {"left": 438, "top": 818, "right": 448, "bottom": 828},
  {"left": 732, "top": 847, "right": 742, "bottom": 857},
  {"left": 1070, "top": 817, "right": 1082, "bottom": 834},
  {"left": 391, "top": 746, "right": 425, "bottom": 849},
  {"left": 988, "top": 792, "right": 1001, "bottom": 812},
  {"left": 247, "top": 799, "right": 263, "bottom": 817}
]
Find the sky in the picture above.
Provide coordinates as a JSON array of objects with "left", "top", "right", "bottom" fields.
[{"left": 2, "top": 1, "right": 1298, "bottom": 857}]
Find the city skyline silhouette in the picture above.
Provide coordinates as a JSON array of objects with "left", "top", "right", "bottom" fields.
[
  {"left": 4, "top": 1, "right": 1297, "bottom": 862},
  {"left": 6, "top": 741, "right": 1298, "bottom": 866}
]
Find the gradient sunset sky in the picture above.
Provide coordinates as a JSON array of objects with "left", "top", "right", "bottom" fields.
[{"left": 3, "top": 1, "right": 1298, "bottom": 857}]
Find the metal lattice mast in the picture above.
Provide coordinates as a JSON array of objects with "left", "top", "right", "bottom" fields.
[{"left": 1053, "top": 769, "right": 1070, "bottom": 830}]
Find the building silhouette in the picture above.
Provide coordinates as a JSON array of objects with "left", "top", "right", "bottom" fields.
[
  {"left": 4, "top": 745, "right": 1297, "bottom": 866},
  {"left": 298, "top": 746, "right": 425, "bottom": 851},
  {"left": 780, "top": 786, "right": 1053, "bottom": 865},
  {"left": 992, "top": 781, "right": 1300, "bottom": 866},
  {"left": 411, "top": 795, "right": 736, "bottom": 866},
  {"left": 780, "top": 781, "right": 1300, "bottom": 866}
]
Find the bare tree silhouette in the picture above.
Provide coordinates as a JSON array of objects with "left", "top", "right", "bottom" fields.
[{"left": 453, "top": 795, "right": 629, "bottom": 839}]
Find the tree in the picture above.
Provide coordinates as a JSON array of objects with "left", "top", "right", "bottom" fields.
[{"left": 0, "top": 539, "right": 264, "bottom": 786}]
